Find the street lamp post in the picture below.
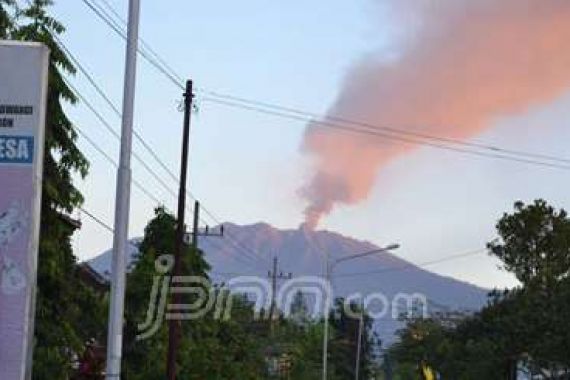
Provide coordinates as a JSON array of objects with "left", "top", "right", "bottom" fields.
[
  {"left": 105, "top": 1, "right": 140, "bottom": 378},
  {"left": 322, "top": 244, "right": 400, "bottom": 380},
  {"left": 355, "top": 300, "right": 364, "bottom": 380}
]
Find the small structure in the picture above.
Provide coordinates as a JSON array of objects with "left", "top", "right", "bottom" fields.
[
  {"left": 77, "top": 262, "right": 109, "bottom": 293},
  {"left": 265, "top": 344, "right": 293, "bottom": 379}
]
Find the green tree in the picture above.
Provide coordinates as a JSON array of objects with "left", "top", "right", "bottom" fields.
[
  {"left": 0, "top": 0, "right": 14, "bottom": 37},
  {"left": 488, "top": 200, "right": 570, "bottom": 369},
  {"left": 290, "top": 290, "right": 310, "bottom": 327},
  {"left": 122, "top": 206, "right": 210, "bottom": 379},
  {"left": 123, "top": 207, "right": 266, "bottom": 379},
  {"left": 327, "top": 298, "right": 377, "bottom": 380},
  {"left": 2, "top": 1, "right": 105, "bottom": 378},
  {"left": 488, "top": 199, "right": 570, "bottom": 290},
  {"left": 285, "top": 298, "right": 379, "bottom": 380},
  {"left": 386, "top": 200, "right": 570, "bottom": 378},
  {"left": 289, "top": 322, "right": 326, "bottom": 379}
]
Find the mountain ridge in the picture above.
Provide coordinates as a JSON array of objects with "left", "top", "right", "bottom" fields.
[{"left": 86, "top": 222, "right": 489, "bottom": 344}]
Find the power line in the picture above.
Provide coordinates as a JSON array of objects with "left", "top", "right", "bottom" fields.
[
  {"left": 199, "top": 233, "right": 266, "bottom": 269},
  {"left": 79, "top": 206, "right": 115, "bottom": 233},
  {"left": 78, "top": 206, "right": 254, "bottom": 276},
  {"left": 202, "top": 248, "right": 488, "bottom": 280},
  {"left": 75, "top": 126, "right": 165, "bottom": 206},
  {"left": 80, "top": 0, "right": 570, "bottom": 170},
  {"left": 76, "top": 122, "right": 266, "bottom": 269},
  {"left": 333, "top": 248, "right": 487, "bottom": 279},
  {"left": 80, "top": 0, "right": 184, "bottom": 90},
  {"left": 54, "top": 33, "right": 268, "bottom": 266},
  {"left": 54, "top": 36, "right": 270, "bottom": 268},
  {"left": 70, "top": 82, "right": 267, "bottom": 268},
  {"left": 79, "top": 198, "right": 486, "bottom": 281},
  {"left": 64, "top": 78, "right": 183, "bottom": 203},
  {"left": 96, "top": 0, "right": 185, "bottom": 85},
  {"left": 73, "top": 148, "right": 261, "bottom": 272},
  {"left": 199, "top": 92, "right": 570, "bottom": 165},
  {"left": 71, "top": 2, "right": 247, "bottom": 229},
  {"left": 78, "top": 0, "right": 559, "bottom": 271},
  {"left": 201, "top": 97, "right": 570, "bottom": 171},
  {"left": 53, "top": 33, "right": 187, "bottom": 194},
  {"left": 209, "top": 271, "right": 265, "bottom": 278}
]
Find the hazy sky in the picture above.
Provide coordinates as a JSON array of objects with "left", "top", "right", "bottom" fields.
[{"left": 51, "top": 1, "right": 570, "bottom": 289}]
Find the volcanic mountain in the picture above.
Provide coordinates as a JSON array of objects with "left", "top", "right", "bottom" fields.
[{"left": 87, "top": 222, "right": 488, "bottom": 343}]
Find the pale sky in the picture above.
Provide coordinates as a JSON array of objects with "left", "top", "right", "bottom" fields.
[{"left": 50, "top": 1, "right": 570, "bottom": 289}]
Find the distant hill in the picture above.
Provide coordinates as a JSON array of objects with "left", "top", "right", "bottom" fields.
[{"left": 87, "top": 222, "right": 489, "bottom": 344}]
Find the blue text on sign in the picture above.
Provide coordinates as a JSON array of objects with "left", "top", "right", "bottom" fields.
[{"left": 0, "top": 135, "right": 34, "bottom": 164}]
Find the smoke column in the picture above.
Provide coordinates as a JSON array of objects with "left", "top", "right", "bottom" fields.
[{"left": 300, "top": 0, "right": 570, "bottom": 229}]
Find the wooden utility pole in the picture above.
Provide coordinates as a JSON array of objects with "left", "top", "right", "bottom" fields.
[
  {"left": 167, "top": 79, "right": 193, "bottom": 380},
  {"left": 192, "top": 200, "right": 200, "bottom": 252},
  {"left": 268, "top": 257, "right": 292, "bottom": 334},
  {"left": 167, "top": 197, "right": 224, "bottom": 378}
]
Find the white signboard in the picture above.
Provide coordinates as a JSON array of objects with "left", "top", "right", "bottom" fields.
[{"left": 0, "top": 41, "right": 49, "bottom": 380}]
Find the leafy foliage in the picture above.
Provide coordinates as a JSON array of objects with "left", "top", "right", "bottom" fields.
[
  {"left": 328, "top": 299, "right": 376, "bottom": 380},
  {"left": 1, "top": 1, "right": 105, "bottom": 378},
  {"left": 0, "top": 0, "right": 15, "bottom": 37},
  {"left": 385, "top": 200, "right": 570, "bottom": 379},
  {"left": 488, "top": 199, "right": 570, "bottom": 289},
  {"left": 122, "top": 207, "right": 266, "bottom": 379},
  {"left": 121, "top": 213, "right": 383, "bottom": 379}
]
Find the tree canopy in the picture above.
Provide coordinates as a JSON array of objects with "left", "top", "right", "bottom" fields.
[
  {"left": 384, "top": 200, "right": 570, "bottom": 379},
  {"left": 1, "top": 1, "right": 105, "bottom": 378}
]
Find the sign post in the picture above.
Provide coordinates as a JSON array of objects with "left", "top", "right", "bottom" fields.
[{"left": 0, "top": 41, "right": 49, "bottom": 380}]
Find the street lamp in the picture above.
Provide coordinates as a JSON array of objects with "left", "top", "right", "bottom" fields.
[
  {"left": 355, "top": 300, "right": 364, "bottom": 380},
  {"left": 322, "top": 244, "right": 400, "bottom": 380}
]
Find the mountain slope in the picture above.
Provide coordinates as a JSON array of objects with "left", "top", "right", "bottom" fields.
[{"left": 87, "top": 222, "right": 488, "bottom": 343}]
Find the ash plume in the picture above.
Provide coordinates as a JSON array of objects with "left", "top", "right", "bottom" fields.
[{"left": 300, "top": 0, "right": 570, "bottom": 229}]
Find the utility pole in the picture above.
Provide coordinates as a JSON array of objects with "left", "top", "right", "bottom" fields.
[
  {"left": 167, "top": 80, "right": 194, "bottom": 380},
  {"left": 105, "top": 1, "right": 140, "bottom": 378},
  {"left": 268, "top": 257, "right": 292, "bottom": 334},
  {"left": 183, "top": 201, "right": 225, "bottom": 247},
  {"left": 192, "top": 200, "right": 200, "bottom": 252}
]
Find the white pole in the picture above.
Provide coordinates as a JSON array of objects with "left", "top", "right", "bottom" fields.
[
  {"left": 322, "top": 258, "right": 330, "bottom": 380},
  {"left": 105, "top": 1, "right": 140, "bottom": 378},
  {"left": 355, "top": 302, "right": 364, "bottom": 380},
  {"left": 322, "top": 244, "right": 399, "bottom": 380}
]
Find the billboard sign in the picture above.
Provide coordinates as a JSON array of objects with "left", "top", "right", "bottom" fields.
[{"left": 0, "top": 41, "right": 49, "bottom": 380}]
